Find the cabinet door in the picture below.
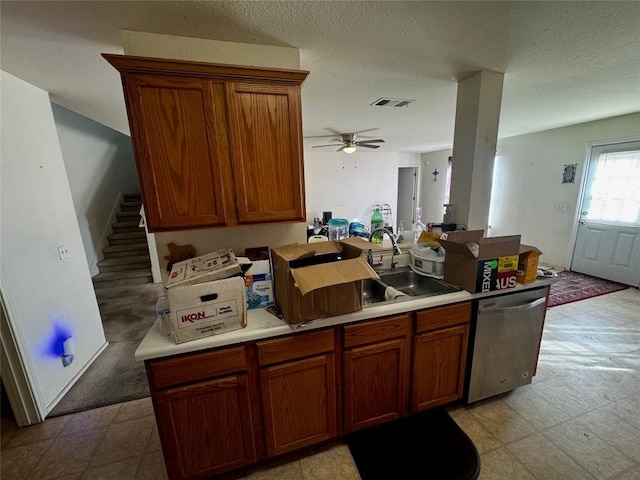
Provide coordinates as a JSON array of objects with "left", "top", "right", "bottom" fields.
[
  {"left": 260, "top": 354, "right": 337, "bottom": 457},
  {"left": 155, "top": 375, "right": 256, "bottom": 480},
  {"left": 343, "top": 338, "right": 409, "bottom": 432},
  {"left": 122, "top": 74, "right": 233, "bottom": 231},
  {"left": 412, "top": 324, "right": 469, "bottom": 412},
  {"left": 226, "top": 82, "right": 305, "bottom": 223}
]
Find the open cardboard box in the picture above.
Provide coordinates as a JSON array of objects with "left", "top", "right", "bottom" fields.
[
  {"left": 438, "top": 230, "right": 521, "bottom": 293},
  {"left": 271, "top": 237, "right": 381, "bottom": 324},
  {"left": 166, "top": 248, "right": 247, "bottom": 344}
]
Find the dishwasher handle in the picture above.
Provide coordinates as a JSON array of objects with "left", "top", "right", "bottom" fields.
[{"left": 479, "top": 296, "right": 546, "bottom": 313}]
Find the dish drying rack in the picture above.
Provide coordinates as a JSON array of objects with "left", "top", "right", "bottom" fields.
[{"left": 365, "top": 203, "right": 394, "bottom": 232}]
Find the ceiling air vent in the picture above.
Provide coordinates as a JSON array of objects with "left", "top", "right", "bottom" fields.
[{"left": 371, "top": 97, "right": 415, "bottom": 108}]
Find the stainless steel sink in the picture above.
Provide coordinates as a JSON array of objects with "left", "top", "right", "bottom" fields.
[
  {"left": 378, "top": 268, "right": 461, "bottom": 297},
  {"left": 362, "top": 278, "right": 388, "bottom": 305},
  {"left": 362, "top": 267, "right": 461, "bottom": 307}
]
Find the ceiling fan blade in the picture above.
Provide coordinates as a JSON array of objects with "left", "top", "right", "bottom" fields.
[
  {"left": 323, "top": 127, "right": 345, "bottom": 136},
  {"left": 356, "top": 139, "right": 385, "bottom": 144},
  {"left": 312, "top": 143, "right": 345, "bottom": 148},
  {"left": 353, "top": 128, "right": 378, "bottom": 135},
  {"left": 357, "top": 143, "right": 381, "bottom": 149},
  {"left": 304, "top": 127, "right": 346, "bottom": 138},
  {"left": 305, "top": 134, "right": 340, "bottom": 139}
]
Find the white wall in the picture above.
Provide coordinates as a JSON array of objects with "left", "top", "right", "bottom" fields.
[
  {"left": 1, "top": 71, "right": 107, "bottom": 413},
  {"left": 153, "top": 150, "right": 417, "bottom": 277},
  {"left": 121, "top": 30, "right": 300, "bottom": 69},
  {"left": 52, "top": 104, "right": 139, "bottom": 275},
  {"left": 421, "top": 150, "right": 452, "bottom": 224},
  {"left": 490, "top": 112, "right": 640, "bottom": 268},
  {"left": 305, "top": 151, "right": 420, "bottom": 227}
]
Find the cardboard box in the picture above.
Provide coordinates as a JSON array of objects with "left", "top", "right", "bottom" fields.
[
  {"left": 167, "top": 277, "right": 247, "bottom": 344},
  {"left": 517, "top": 245, "right": 543, "bottom": 284},
  {"left": 166, "top": 248, "right": 242, "bottom": 288},
  {"left": 243, "top": 259, "right": 274, "bottom": 309},
  {"left": 438, "top": 230, "right": 521, "bottom": 293},
  {"left": 166, "top": 248, "right": 246, "bottom": 344},
  {"left": 271, "top": 237, "right": 380, "bottom": 324}
]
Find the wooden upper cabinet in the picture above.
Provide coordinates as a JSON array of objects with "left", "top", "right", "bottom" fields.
[
  {"left": 226, "top": 82, "right": 305, "bottom": 223},
  {"left": 103, "top": 54, "right": 308, "bottom": 232},
  {"left": 121, "top": 74, "right": 232, "bottom": 230}
]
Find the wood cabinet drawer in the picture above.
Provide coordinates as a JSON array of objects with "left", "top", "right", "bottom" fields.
[
  {"left": 415, "top": 302, "right": 471, "bottom": 333},
  {"left": 257, "top": 329, "right": 334, "bottom": 366},
  {"left": 343, "top": 314, "right": 411, "bottom": 349},
  {"left": 148, "top": 346, "right": 247, "bottom": 389}
]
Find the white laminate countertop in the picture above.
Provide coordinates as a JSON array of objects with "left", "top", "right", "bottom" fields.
[{"left": 135, "top": 278, "right": 555, "bottom": 362}]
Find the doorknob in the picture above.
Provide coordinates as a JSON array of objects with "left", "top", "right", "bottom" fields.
[{"left": 579, "top": 220, "right": 587, "bottom": 224}]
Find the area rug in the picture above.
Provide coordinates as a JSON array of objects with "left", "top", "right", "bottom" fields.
[
  {"left": 548, "top": 270, "right": 628, "bottom": 307},
  {"left": 345, "top": 409, "right": 480, "bottom": 480}
]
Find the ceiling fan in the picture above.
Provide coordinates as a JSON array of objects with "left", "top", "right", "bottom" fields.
[{"left": 307, "top": 128, "right": 385, "bottom": 154}]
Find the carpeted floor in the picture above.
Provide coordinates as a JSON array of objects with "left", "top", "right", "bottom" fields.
[
  {"left": 547, "top": 270, "right": 629, "bottom": 307},
  {"left": 48, "top": 282, "right": 164, "bottom": 417}
]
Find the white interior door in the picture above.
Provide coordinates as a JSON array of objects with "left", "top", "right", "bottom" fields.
[
  {"left": 397, "top": 167, "right": 417, "bottom": 231},
  {"left": 571, "top": 141, "right": 640, "bottom": 286}
]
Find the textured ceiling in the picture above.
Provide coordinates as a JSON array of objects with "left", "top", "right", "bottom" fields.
[{"left": 1, "top": 1, "right": 639, "bottom": 153}]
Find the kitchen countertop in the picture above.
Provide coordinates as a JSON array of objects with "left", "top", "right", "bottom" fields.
[{"left": 135, "top": 277, "right": 555, "bottom": 362}]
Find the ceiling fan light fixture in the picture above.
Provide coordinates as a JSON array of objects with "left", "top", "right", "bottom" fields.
[{"left": 342, "top": 144, "right": 357, "bottom": 154}]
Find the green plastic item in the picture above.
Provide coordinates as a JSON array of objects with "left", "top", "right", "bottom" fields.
[{"left": 370, "top": 208, "right": 384, "bottom": 243}]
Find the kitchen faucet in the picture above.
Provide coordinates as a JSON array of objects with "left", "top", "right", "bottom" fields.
[{"left": 367, "top": 228, "right": 402, "bottom": 270}]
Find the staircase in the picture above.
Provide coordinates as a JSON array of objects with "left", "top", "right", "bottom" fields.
[{"left": 92, "top": 193, "right": 153, "bottom": 288}]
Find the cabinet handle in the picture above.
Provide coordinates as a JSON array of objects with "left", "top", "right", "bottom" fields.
[{"left": 480, "top": 297, "right": 546, "bottom": 313}]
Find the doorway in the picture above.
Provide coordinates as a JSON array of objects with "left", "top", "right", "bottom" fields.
[
  {"left": 571, "top": 140, "right": 640, "bottom": 286},
  {"left": 397, "top": 167, "right": 418, "bottom": 232}
]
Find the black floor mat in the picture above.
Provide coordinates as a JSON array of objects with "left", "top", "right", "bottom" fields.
[{"left": 345, "top": 408, "right": 480, "bottom": 480}]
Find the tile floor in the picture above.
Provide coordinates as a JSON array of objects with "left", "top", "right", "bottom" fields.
[{"left": 2, "top": 287, "right": 639, "bottom": 480}]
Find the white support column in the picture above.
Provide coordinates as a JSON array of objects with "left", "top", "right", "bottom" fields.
[{"left": 449, "top": 71, "right": 504, "bottom": 233}]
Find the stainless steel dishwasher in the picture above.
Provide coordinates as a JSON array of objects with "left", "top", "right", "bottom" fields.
[{"left": 466, "top": 287, "right": 547, "bottom": 403}]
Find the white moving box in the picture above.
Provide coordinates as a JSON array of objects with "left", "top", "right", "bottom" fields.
[
  {"left": 166, "top": 249, "right": 247, "bottom": 344},
  {"left": 167, "top": 248, "right": 242, "bottom": 288}
]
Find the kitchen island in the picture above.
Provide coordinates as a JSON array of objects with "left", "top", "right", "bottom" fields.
[
  {"left": 136, "top": 278, "right": 553, "bottom": 361},
  {"left": 135, "top": 278, "right": 554, "bottom": 480}
]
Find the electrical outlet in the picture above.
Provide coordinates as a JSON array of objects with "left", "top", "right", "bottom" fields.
[
  {"left": 554, "top": 204, "right": 567, "bottom": 213},
  {"left": 57, "top": 244, "right": 71, "bottom": 259}
]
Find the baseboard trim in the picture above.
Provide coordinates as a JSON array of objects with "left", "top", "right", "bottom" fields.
[{"left": 45, "top": 341, "right": 110, "bottom": 415}]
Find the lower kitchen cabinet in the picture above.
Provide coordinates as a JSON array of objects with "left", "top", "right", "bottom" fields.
[
  {"left": 342, "top": 314, "right": 411, "bottom": 432},
  {"left": 144, "top": 301, "right": 474, "bottom": 479},
  {"left": 147, "top": 346, "right": 260, "bottom": 480},
  {"left": 257, "top": 329, "right": 338, "bottom": 457},
  {"left": 412, "top": 302, "right": 471, "bottom": 411},
  {"left": 155, "top": 375, "right": 257, "bottom": 480}
]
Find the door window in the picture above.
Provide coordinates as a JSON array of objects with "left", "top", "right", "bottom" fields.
[{"left": 585, "top": 147, "right": 640, "bottom": 225}]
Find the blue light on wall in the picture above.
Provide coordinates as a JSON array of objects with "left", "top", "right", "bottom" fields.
[{"left": 42, "top": 319, "right": 74, "bottom": 366}]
